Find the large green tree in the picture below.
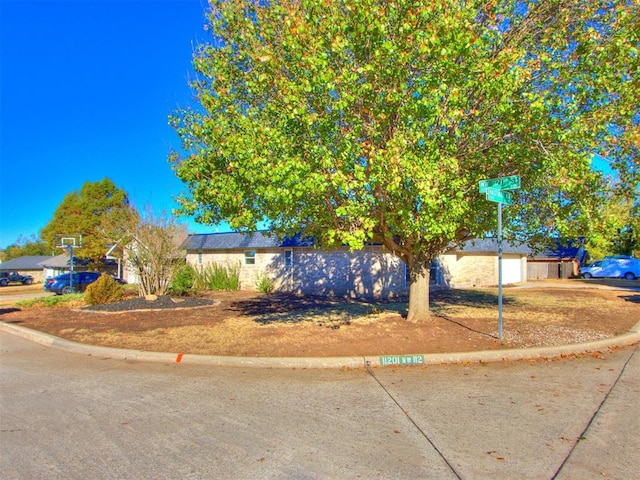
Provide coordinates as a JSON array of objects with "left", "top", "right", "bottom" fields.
[
  {"left": 41, "top": 178, "right": 133, "bottom": 262},
  {"left": 171, "top": 0, "right": 639, "bottom": 321}
]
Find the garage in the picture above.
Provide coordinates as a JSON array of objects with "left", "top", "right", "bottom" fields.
[
  {"left": 502, "top": 256, "right": 523, "bottom": 284},
  {"left": 439, "top": 239, "right": 528, "bottom": 288}
]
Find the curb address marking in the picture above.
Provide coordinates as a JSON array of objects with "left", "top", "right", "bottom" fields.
[{"left": 380, "top": 355, "right": 425, "bottom": 366}]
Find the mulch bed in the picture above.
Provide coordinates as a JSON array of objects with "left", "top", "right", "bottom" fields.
[{"left": 83, "top": 295, "right": 216, "bottom": 312}]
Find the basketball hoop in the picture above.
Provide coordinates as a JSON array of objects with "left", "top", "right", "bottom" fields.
[
  {"left": 54, "top": 234, "right": 82, "bottom": 293},
  {"left": 55, "top": 234, "right": 83, "bottom": 250}
]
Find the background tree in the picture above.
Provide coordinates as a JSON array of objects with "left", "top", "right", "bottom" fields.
[
  {"left": 587, "top": 196, "right": 639, "bottom": 260},
  {"left": 1, "top": 235, "right": 52, "bottom": 261},
  {"left": 41, "top": 178, "right": 132, "bottom": 262},
  {"left": 171, "top": 0, "right": 639, "bottom": 321}
]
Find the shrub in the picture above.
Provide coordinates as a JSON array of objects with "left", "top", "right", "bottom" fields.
[
  {"left": 84, "top": 274, "right": 124, "bottom": 305},
  {"left": 223, "top": 263, "right": 241, "bottom": 291},
  {"left": 194, "top": 262, "right": 241, "bottom": 291},
  {"left": 170, "top": 264, "right": 197, "bottom": 295},
  {"left": 255, "top": 274, "right": 274, "bottom": 294}
]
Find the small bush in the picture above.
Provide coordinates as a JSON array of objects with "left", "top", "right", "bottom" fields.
[
  {"left": 84, "top": 274, "right": 124, "bottom": 305},
  {"left": 195, "top": 262, "right": 241, "bottom": 291},
  {"left": 255, "top": 274, "right": 274, "bottom": 294},
  {"left": 170, "top": 264, "right": 197, "bottom": 295}
]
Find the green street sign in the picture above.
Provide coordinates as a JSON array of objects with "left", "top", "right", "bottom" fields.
[
  {"left": 479, "top": 177, "right": 520, "bottom": 340},
  {"left": 486, "top": 187, "right": 512, "bottom": 205},
  {"left": 478, "top": 175, "right": 521, "bottom": 193}
]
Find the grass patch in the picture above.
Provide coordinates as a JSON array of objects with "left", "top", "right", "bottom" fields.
[{"left": 15, "top": 293, "right": 84, "bottom": 308}]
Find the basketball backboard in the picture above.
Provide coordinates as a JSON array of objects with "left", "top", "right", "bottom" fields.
[{"left": 54, "top": 234, "right": 83, "bottom": 249}]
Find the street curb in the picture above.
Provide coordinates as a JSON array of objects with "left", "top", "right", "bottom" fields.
[{"left": 2, "top": 320, "right": 639, "bottom": 369}]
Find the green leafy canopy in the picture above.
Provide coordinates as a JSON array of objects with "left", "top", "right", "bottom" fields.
[
  {"left": 170, "top": 0, "right": 639, "bottom": 319},
  {"left": 41, "top": 178, "right": 134, "bottom": 261}
]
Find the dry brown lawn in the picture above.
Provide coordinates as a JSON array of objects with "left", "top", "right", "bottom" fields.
[{"left": 1, "top": 283, "right": 639, "bottom": 357}]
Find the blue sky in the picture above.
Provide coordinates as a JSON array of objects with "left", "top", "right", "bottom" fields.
[{"left": 0, "top": 0, "right": 223, "bottom": 249}]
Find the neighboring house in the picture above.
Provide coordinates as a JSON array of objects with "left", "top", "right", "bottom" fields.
[
  {"left": 0, "top": 255, "right": 54, "bottom": 283},
  {"left": 38, "top": 254, "right": 89, "bottom": 279},
  {"left": 105, "top": 242, "right": 138, "bottom": 284},
  {"left": 38, "top": 254, "right": 120, "bottom": 279},
  {"left": 525, "top": 240, "right": 587, "bottom": 280},
  {"left": 183, "top": 232, "right": 528, "bottom": 299},
  {"left": 115, "top": 230, "right": 189, "bottom": 286}
]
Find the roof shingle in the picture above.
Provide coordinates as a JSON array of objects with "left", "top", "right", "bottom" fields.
[
  {"left": 183, "top": 231, "right": 314, "bottom": 250},
  {"left": 0, "top": 255, "right": 54, "bottom": 270}
]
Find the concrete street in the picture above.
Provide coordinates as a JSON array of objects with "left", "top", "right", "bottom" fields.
[{"left": 1, "top": 331, "right": 638, "bottom": 479}]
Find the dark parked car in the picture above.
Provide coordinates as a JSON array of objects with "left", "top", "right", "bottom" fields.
[
  {"left": 0, "top": 270, "right": 34, "bottom": 286},
  {"left": 44, "top": 271, "right": 102, "bottom": 295}
]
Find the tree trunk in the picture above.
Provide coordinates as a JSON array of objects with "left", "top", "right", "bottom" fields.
[{"left": 406, "top": 263, "right": 431, "bottom": 323}]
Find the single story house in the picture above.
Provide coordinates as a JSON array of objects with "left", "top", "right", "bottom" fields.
[
  {"left": 38, "top": 254, "right": 120, "bottom": 279},
  {"left": 183, "top": 232, "right": 528, "bottom": 299},
  {"left": 0, "top": 255, "right": 55, "bottom": 283},
  {"left": 38, "top": 254, "right": 89, "bottom": 279}
]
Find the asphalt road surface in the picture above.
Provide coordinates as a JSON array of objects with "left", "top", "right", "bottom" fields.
[{"left": 1, "top": 331, "right": 638, "bottom": 479}]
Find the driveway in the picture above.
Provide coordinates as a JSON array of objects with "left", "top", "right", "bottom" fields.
[
  {"left": 0, "top": 284, "right": 53, "bottom": 305},
  {"left": 523, "top": 278, "right": 640, "bottom": 291},
  {"left": 1, "top": 331, "right": 638, "bottom": 479}
]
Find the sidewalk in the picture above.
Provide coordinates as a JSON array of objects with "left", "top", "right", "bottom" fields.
[{"left": 1, "top": 328, "right": 638, "bottom": 479}]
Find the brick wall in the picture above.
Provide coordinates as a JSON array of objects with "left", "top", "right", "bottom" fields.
[
  {"left": 440, "top": 252, "right": 525, "bottom": 287},
  {"left": 188, "top": 246, "right": 408, "bottom": 299},
  {"left": 187, "top": 246, "right": 526, "bottom": 297}
]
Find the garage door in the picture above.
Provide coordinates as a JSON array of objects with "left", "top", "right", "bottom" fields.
[{"left": 502, "top": 257, "right": 522, "bottom": 284}]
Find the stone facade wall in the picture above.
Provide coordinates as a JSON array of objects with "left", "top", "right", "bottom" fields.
[
  {"left": 280, "top": 246, "right": 407, "bottom": 298},
  {"left": 187, "top": 246, "right": 526, "bottom": 297},
  {"left": 188, "top": 246, "right": 408, "bottom": 299},
  {"left": 191, "top": 251, "right": 274, "bottom": 290},
  {"left": 22, "top": 270, "right": 47, "bottom": 283},
  {"left": 440, "top": 252, "right": 525, "bottom": 288}
]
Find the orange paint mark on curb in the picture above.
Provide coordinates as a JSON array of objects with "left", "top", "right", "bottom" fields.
[{"left": 176, "top": 353, "right": 184, "bottom": 363}]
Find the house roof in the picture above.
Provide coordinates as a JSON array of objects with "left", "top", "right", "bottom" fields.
[
  {"left": 0, "top": 255, "right": 54, "bottom": 270},
  {"left": 37, "top": 254, "right": 78, "bottom": 268},
  {"left": 524, "top": 239, "right": 586, "bottom": 261},
  {"left": 183, "top": 231, "right": 314, "bottom": 250},
  {"left": 37, "top": 254, "right": 117, "bottom": 269},
  {"left": 452, "top": 238, "right": 529, "bottom": 255},
  {"left": 184, "top": 232, "right": 529, "bottom": 255}
]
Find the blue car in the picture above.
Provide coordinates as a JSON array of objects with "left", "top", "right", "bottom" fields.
[{"left": 44, "top": 271, "right": 102, "bottom": 295}]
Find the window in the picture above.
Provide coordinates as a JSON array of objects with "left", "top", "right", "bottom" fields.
[
  {"left": 284, "top": 250, "right": 293, "bottom": 268},
  {"left": 197, "top": 251, "right": 203, "bottom": 265},
  {"left": 405, "top": 260, "right": 440, "bottom": 286},
  {"left": 430, "top": 260, "right": 440, "bottom": 285},
  {"left": 244, "top": 250, "right": 256, "bottom": 265}
]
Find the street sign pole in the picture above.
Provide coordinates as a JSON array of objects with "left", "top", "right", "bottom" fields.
[
  {"left": 480, "top": 175, "right": 520, "bottom": 341},
  {"left": 497, "top": 202, "right": 503, "bottom": 340}
]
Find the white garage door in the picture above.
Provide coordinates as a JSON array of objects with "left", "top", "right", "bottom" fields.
[{"left": 502, "top": 257, "right": 522, "bottom": 284}]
